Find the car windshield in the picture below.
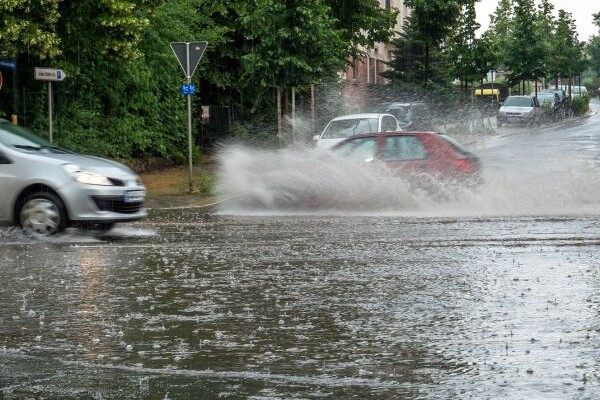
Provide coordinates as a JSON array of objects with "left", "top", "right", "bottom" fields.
[
  {"left": 503, "top": 97, "right": 533, "bottom": 107},
  {"left": 0, "top": 123, "right": 68, "bottom": 154},
  {"left": 537, "top": 94, "right": 555, "bottom": 103},
  {"left": 321, "top": 117, "right": 379, "bottom": 139}
]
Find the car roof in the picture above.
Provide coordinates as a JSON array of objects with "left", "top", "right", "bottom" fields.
[
  {"left": 385, "top": 101, "right": 425, "bottom": 106},
  {"left": 329, "top": 113, "right": 394, "bottom": 121}
]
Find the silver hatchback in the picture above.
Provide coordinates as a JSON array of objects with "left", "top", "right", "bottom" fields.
[{"left": 0, "top": 119, "right": 147, "bottom": 235}]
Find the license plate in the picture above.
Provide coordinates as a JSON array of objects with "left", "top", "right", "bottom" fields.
[{"left": 124, "top": 190, "right": 145, "bottom": 203}]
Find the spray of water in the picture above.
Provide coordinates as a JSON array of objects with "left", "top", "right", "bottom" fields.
[{"left": 214, "top": 140, "right": 600, "bottom": 217}]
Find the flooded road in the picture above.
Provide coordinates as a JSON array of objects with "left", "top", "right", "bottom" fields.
[{"left": 2, "top": 106, "right": 600, "bottom": 399}]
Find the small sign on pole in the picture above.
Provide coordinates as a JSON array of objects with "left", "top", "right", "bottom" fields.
[
  {"left": 34, "top": 67, "right": 66, "bottom": 82},
  {"left": 34, "top": 67, "right": 67, "bottom": 142},
  {"left": 170, "top": 41, "right": 208, "bottom": 193}
]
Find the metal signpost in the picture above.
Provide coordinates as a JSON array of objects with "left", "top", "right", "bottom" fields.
[
  {"left": 34, "top": 67, "right": 66, "bottom": 142},
  {"left": 170, "top": 41, "right": 208, "bottom": 193}
]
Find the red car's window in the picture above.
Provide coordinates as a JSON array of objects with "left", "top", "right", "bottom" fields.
[
  {"left": 380, "top": 136, "right": 427, "bottom": 161},
  {"left": 335, "top": 137, "right": 378, "bottom": 161}
]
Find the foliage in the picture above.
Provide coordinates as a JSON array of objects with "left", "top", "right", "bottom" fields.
[
  {"left": 570, "top": 95, "right": 590, "bottom": 116},
  {"left": 548, "top": 10, "right": 586, "bottom": 82},
  {"left": 446, "top": 1, "right": 493, "bottom": 87},
  {"left": 191, "top": 171, "right": 215, "bottom": 195},
  {"left": 327, "top": 0, "right": 398, "bottom": 58},
  {"left": 57, "top": 0, "right": 163, "bottom": 61},
  {"left": 481, "top": 0, "right": 512, "bottom": 70},
  {"left": 503, "top": 0, "right": 545, "bottom": 88},
  {"left": 396, "top": 0, "right": 471, "bottom": 87},
  {"left": 0, "top": 0, "right": 61, "bottom": 58},
  {"left": 586, "top": 13, "right": 600, "bottom": 77}
]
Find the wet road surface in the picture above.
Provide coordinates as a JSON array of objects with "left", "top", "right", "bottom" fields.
[{"left": 1, "top": 105, "right": 600, "bottom": 399}]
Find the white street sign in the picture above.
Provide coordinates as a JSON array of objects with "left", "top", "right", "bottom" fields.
[{"left": 34, "top": 67, "right": 66, "bottom": 81}]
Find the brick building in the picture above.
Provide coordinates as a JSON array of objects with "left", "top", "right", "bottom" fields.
[{"left": 342, "top": 0, "right": 411, "bottom": 112}]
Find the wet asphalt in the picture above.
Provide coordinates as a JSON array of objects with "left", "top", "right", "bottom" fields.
[{"left": 1, "top": 104, "right": 600, "bottom": 399}]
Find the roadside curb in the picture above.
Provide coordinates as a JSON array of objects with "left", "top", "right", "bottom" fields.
[{"left": 462, "top": 109, "right": 596, "bottom": 145}]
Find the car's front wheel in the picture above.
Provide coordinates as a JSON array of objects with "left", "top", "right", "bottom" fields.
[{"left": 18, "top": 192, "right": 68, "bottom": 236}]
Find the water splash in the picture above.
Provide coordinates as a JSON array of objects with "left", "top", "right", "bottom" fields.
[{"left": 214, "top": 143, "right": 600, "bottom": 217}]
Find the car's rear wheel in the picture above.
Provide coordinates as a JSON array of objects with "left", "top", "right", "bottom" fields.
[{"left": 19, "top": 192, "right": 67, "bottom": 236}]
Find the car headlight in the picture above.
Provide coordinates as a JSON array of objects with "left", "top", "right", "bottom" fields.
[{"left": 63, "top": 164, "right": 113, "bottom": 186}]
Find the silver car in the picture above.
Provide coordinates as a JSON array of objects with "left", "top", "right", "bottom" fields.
[
  {"left": 0, "top": 119, "right": 147, "bottom": 235},
  {"left": 497, "top": 95, "right": 542, "bottom": 127}
]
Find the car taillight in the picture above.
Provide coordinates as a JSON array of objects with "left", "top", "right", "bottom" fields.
[{"left": 452, "top": 158, "right": 477, "bottom": 173}]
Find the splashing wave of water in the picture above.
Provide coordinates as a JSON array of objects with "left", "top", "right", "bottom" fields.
[{"left": 214, "top": 144, "right": 600, "bottom": 217}]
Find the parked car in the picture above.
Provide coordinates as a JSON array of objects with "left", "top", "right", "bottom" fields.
[
  {"left": 531, "top": 91, "right": 562, "bottom": 120},
  {"left": 331, "top": 131, "right": 481, "bottom": 187},
  {"left": 497, "top": 95, "right": 542, "bottom": 127},
  {"left": 538, "top": 88, "right": 570, "bottom": 117},
  {"left": 0, "top": 119, "right": 147, "bottom": 236},
  {"left": 382, "top": 101, "right": 429, "bottom": 130},
  {"left": 559, "top": 85, "right": 589, "bottom": 99},
  {"left": 313, "top": 113, "right": 400, "bottom": 149}
]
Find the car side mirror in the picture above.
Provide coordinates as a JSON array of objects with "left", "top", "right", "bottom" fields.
[{"left": 312, "top": 135, "right": 320, "bottom": 142}]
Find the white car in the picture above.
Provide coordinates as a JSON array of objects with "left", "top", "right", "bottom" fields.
[
  {"left": 0, "top": 119, "right": 147, "bottom": 235},
  {"left": 313, "top": 113, "right": 401, "bottom": 149}
]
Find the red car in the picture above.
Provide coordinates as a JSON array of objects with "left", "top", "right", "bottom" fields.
[{"left": 331, "top": 131, "right": 481, "bottom": 188}]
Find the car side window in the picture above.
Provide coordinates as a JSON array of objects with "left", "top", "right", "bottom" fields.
[
  {"left": 381, "top": 136, "right": 427, "bottom": 161},
  {"left": 335, "top": 137, "right": 378, "bottom": 162},
  {"left": 381, "top": 116, "right": 396, "bottom": 132}
]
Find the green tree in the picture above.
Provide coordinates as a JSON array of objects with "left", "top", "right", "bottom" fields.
[
  {"left": 0, "top": 0, "right": 61, "bottom": 58},
  {"left": 446, "top": 1, "right": 491, "bottom": 93},
  {"left": 399, "top": 0, "right": 470, "bottom": 86},
  {"left": 503, "top": 0, "right": 546, "bottom": 92},
  {"left": 551, "top": 10, "right": 586, "bottom": 91},
  {"left": 481, "top": 0, "right": 513, "bottom": 72},
  {"left": 327, "top": 0, "right": 398, "bottom": 57},
  {"left": 586, "top": 12, "right": 600, "bottom": 77}
]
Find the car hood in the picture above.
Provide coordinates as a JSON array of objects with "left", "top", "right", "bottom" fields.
[
  {"left": 42, "top": 153, "right": 136, "bottom": 178},
  {"left": 499, "top": 106, "right": 534, "bottom": 113}
]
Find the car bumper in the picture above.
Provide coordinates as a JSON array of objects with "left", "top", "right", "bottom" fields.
[
  {"left": 497, "top": 115, "right": 535, "bottom": 124},
  {"left": 58, "top": 182, "right": 147, "bottom": 223}
]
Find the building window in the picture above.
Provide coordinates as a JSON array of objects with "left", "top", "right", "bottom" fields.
[{"left": 385, "top": 0, "right": 391, "bottom": 8}]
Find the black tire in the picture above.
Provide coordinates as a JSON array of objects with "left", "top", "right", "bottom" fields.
[{"left": 18, "top": 192, "right": 68, "bottom": 236}]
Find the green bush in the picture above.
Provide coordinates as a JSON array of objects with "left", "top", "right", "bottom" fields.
[
  {"left": 571, "top": 95, "right": 590, "bottom": 116},
  {"left": 540, "top": 99, "right": 554, "bottom": 120},
  {"left": 192, "top": 171, "right": 214, "bottom": 196}
]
